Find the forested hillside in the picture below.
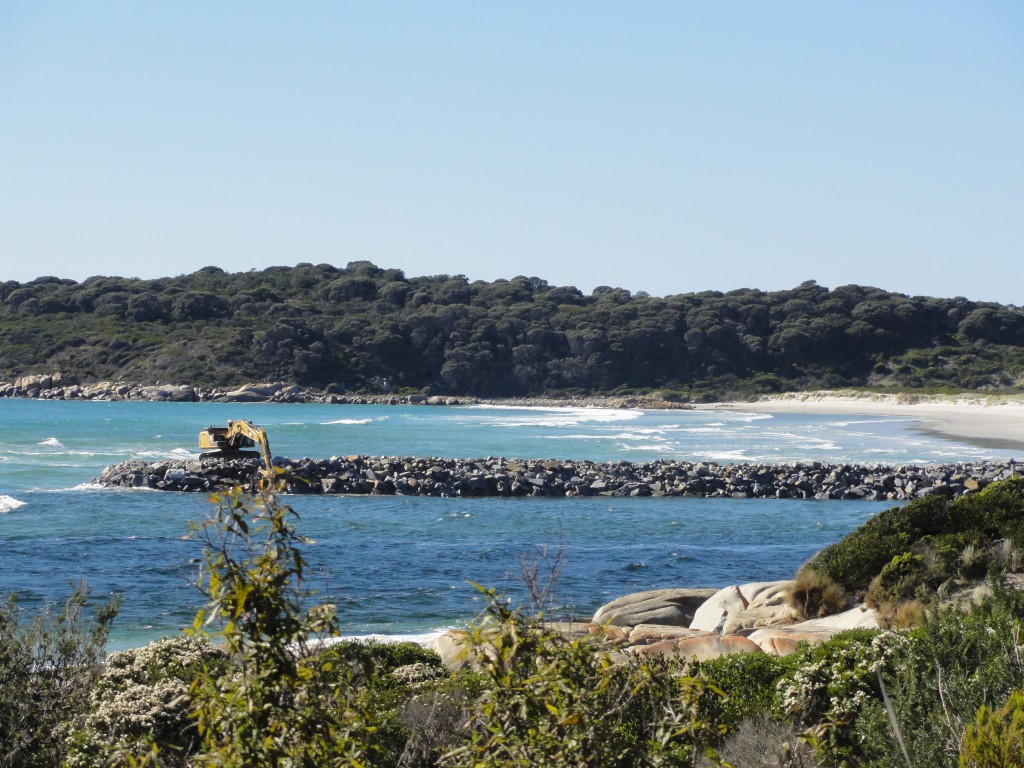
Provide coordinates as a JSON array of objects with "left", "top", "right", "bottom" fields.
[{"left": 2, "top": 261, "right": 1022, "bottom": 398}]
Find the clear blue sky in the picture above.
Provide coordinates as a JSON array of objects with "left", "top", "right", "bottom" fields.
[{"left": 1, "top": 3, "right": 1021, "bottom": 303}]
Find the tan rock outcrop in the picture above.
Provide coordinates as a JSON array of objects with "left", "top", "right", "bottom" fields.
[
  {"left": 629, "top": 633, "right": 761, "bottom": 661},
  {"left": 690, "top": 581, "right": 795, "bottom": 634},
  {"left": 748, "top": 605, "right": 880, "bottom": 655},
  {"left": 592, "top": 587, "right": 718, "bottom": 628},
  {"left": 627, "top": 625, "right": 710, "bottom": 646}
]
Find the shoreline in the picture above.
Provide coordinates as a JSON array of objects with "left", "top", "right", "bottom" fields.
[
  {"left": 6, "top": 374, "right": 1024, "bottom": 452},
  {"left": 694, "top": 391, "right": 1024, "bottom": 453}
]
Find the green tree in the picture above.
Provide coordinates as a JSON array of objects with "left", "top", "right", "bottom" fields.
[{"left": 186, "top": 488, "right": 377, "bottom": 766}]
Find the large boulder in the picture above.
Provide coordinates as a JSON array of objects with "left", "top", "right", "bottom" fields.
[
  {"left": 628, "top": 625, "right": 710, "bottom": 646},
  {"left": 689, "top": 585, "right": 748, "bottom": 633},
  {"left": 628, "top": 633, "right": 761, "bottom": 662},
  {"left": 722, "top": 581, "right": 797, "bottom": 634},
  {"left": 15, "top": 373, "right": 56, "bottom": 392},
  {"left": 544, "top": 621, "right": 592, "bottom": 640},
  {"left": 690, "top": 581, "right": 793, "bottom": 633},
  {"left": 748, "top": 605, "right": 880, "bottom": 655},
  {"left": 428, "top": 629, "right": 497, "bottom": 672},
  {"left": 220, "top": 382, "right": 286, "bottom": 402},
  {"left": 82, "top": 381, "right": 117, "bottom": 399},
  {"left": 592, "top": 588, "right": 718, "bottom": 628},
  {"left": 139, "top": 384, "right": 195, "bottom": 402}
]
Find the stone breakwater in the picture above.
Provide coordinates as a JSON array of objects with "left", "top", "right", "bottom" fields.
[{"left": 94, "top": 455, "right": 1023, "bottom": 500}]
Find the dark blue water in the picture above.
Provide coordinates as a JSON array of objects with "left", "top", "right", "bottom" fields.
[{"left": 1, "top": 398, "right": 991, "bottom": 649}]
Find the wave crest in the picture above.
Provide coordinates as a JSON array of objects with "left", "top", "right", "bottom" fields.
[{"left": 0, "top": 495, "right": 26, "bottom": 513}]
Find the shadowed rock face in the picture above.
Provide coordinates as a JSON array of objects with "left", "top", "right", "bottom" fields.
[
  {"left": 591, "top": 589, "right": 719, "bottom": 628},
  {"left": 93, "top": 455, "right": 1023, "bottom": 500}
]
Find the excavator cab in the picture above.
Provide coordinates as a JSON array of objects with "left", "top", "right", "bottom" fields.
[{"left": 198, "top": 419, "right": 276, "bottom": 492}]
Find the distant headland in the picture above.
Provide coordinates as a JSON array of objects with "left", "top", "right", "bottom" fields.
[{"left": 2, "top": 264, "right": 1023, "bottom": 401}]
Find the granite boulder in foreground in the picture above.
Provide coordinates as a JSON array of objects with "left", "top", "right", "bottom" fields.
[
  {"left": 94, "top": 455, "right": 1023, "bottom": 501},
  {"left": 428, "top": 579, "right": 881, "bottom": 670}
]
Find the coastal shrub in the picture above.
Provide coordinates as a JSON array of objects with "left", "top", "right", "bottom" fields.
[
  {"left": 851, "top": 586, "right": 1024, "bottom": 768},
  {"left": 319, "top": 638, "right": 444, "bottom": 684},
  {"left": 690, "top": 652, "right": 796, "bottom": 730},
  {"left": 65, "top": 635, "right": 228, "bottom": 767},
  {"left": 307, "top": 641, "right": 459, "bottom": 768},
  {"left": 959, "top": 542, "right": 990, "bottom": 580},
  {"left": 395, "top": 672, "right": 486, "bottom": 768},
  {"left": 778, "top": 629, "right": 904, "bottom": 763},
  {"left": 786, "top": 566, "right": 850, "bottom": 620},
  {"left": 696, "top": 718, "right": 815, "bottom": 768},
  {"left": 0, "top": 585, "right": 119, "bottom": 768},
  {"left": 989, "top": 538, "right": 1024, "bottom": 574},
  {"left": 806, "top": 479, "right": 1024, "bottom": 597},
  {"left": 185, "top": 488, "right": 378, "bottom": 766},
  {"left": 959, "top": 690, "right": 1024, "bottom": 768},
  {"left": 958, "top": 478, "right": 1024, "bottom": 533},
  {"left": 444, "top": 588, "right": 728, "bottom": 767},
  {"left": 806, "top": 494, "right": 955, "bottom": 595},
  {"left": 886, "top": 599, "right": 925, "bottom": 629},
  {"left": 866, "top": 553, "right": 929, "bottom": 610}
]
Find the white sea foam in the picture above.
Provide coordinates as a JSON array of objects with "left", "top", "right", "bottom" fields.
[
  {"left": 724, "top": 412, "right": 774, "bottom": 423},
  {"left": 39, "top": 437, "right": 64, "bottom": 447},
  {"left": 609, "top": 431, "right": 670, "bottom": 440},
  {"left": 826, "top": 418, "right": 919, "bottom": 428},
  {"left": 56, "top": 482, "right": 154, "bottom": 492},
  {"left": 709, "top": 451, "right": 750, "bottom": 462},
  {"left": 133, "top": 447, "right": 198, "bottom": 460},
  {"left": 0, "top": 495, "right": 26, "bottom": 513},
  {"left": 64, "top": 482, "right": 106, "bottom": 491},
  {"left": 617, "top": 442, "right": 677, "bottom": 452},
  {"left": 466, "top": 405, "right": 644, "bottom": 429},
  {"left": 320, "top": 418, "right": 374, "bottom": 425},
  {"left": 318, "top": 628, "right": 453, "bottom": 648}
]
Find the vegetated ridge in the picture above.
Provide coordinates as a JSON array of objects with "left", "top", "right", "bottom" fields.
[{"left": 3, "top": 261, "right": 1023, "bottom": 399}]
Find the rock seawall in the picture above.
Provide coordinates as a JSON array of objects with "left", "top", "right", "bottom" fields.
[{"left": 93, "top": 455, "right": 1022, "bottom": 500}]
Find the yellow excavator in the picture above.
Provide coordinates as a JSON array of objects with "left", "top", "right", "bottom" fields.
[{"left": 198, "top": 419, "right": 276, "bottom": 492}]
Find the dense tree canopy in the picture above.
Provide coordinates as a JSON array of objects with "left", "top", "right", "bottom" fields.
[{"left": 1, "top": 263, "right": 1022, "bottom": 398}]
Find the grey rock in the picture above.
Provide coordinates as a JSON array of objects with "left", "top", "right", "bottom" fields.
[{"left": 592, "top": 588, "right": 719, "bottom": 628}]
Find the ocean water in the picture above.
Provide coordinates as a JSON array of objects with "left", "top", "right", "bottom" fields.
[{"left": 0, "top": 399, "right": 1017, "bottom": 650}]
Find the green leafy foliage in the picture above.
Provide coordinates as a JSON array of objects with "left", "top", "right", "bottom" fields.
[
  {"left": 960, "top": 689, "right": 1024, "bottom": 768},
  {"left": 807, "top": 478, "right": 1024, "bottom": 597},
  {"left": 3, "top": 266, "right": 1024, "bottom": 396},
  {"left": 777, "top": 629, "right": 906, "bottom": 763},
  {"left": 0, "top": 585, "right": 120, "bottom": 768},
  {"left": 185, "top": 488, "right": 378, "bottom": 766},
  {"left": 8, "top": 478, "right": 1024, "bottom": 766},
  {"left": 65, "top": 635, "right": 228, "bottom": 767},
  {"left": 445, "top": 588, "right": 729, "bottom": 768},
  {"left": 848, "top": 586, "right": 1024, "bottom": 768},
  {"left": 689, "top": 651, "right": 796, "bottom": 730},
  {"left": 866, "top": 553, "right": 929, "bottom": 608}
]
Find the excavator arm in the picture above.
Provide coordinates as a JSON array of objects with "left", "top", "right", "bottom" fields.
[{"left": 198, "top": 419, "right": 275, "bottom": 491}]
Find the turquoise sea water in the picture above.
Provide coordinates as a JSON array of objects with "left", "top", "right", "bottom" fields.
[{"left": 0, "top": 399, "right": 1018, "bottom": 649}]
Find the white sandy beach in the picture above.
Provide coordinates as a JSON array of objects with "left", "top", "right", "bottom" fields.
[{"left": 696, "top": 391, "right": 1024, "bottom": 451}]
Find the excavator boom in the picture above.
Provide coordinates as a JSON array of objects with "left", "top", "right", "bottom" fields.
[{"left": 198, "top": 419, "right": 275, "bottom": 491}]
